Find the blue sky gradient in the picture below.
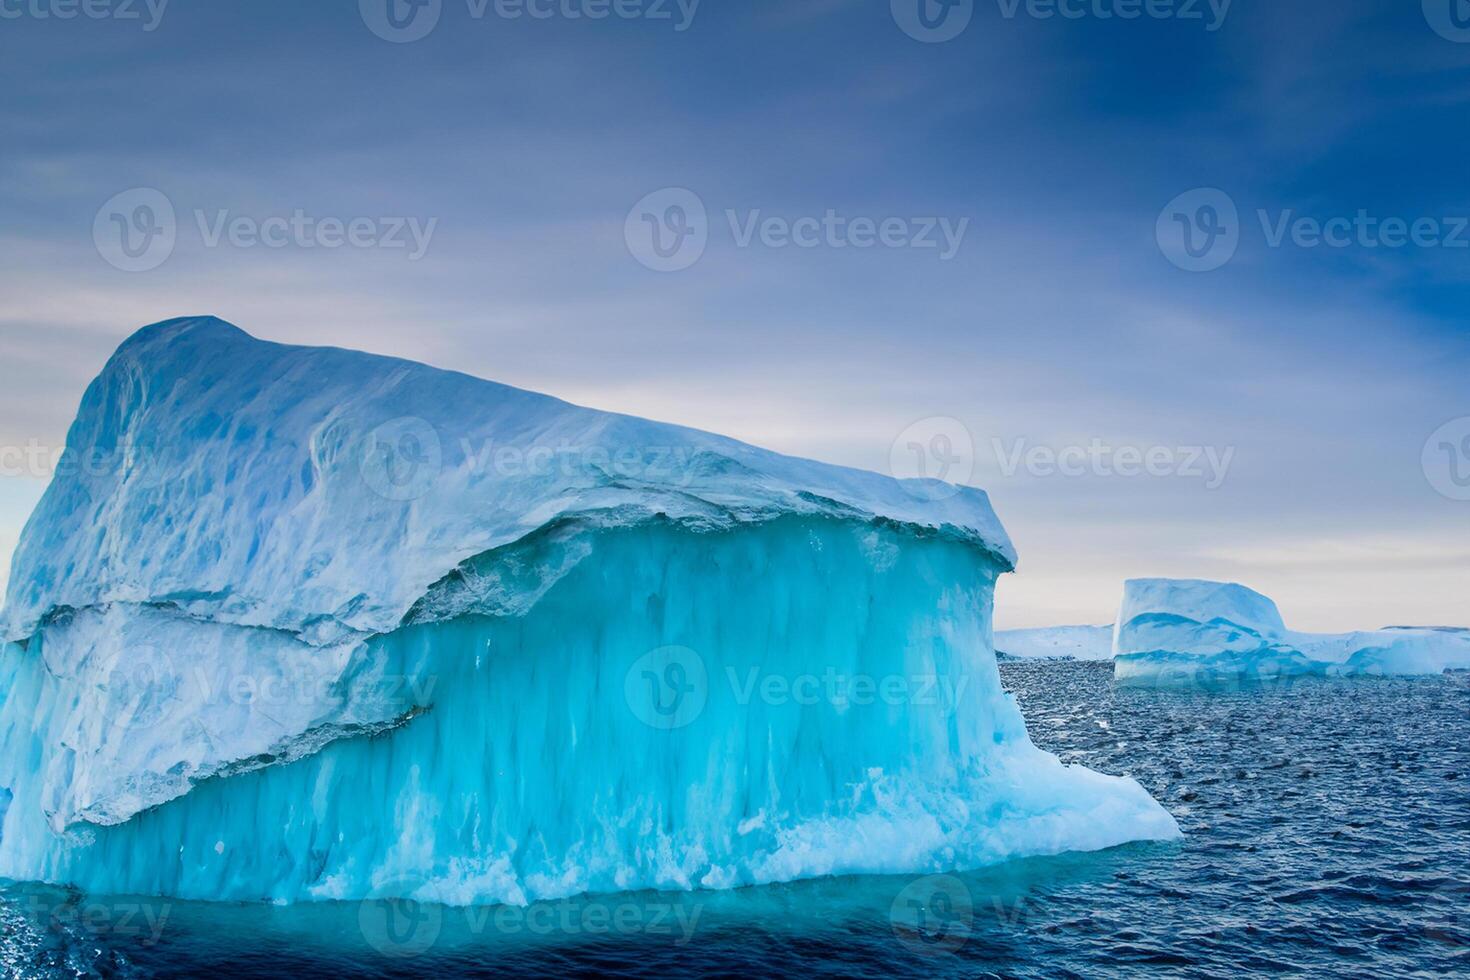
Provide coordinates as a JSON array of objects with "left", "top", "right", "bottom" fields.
[{"left": 2, "top": 0, "right": 1467, "bottom": 629}]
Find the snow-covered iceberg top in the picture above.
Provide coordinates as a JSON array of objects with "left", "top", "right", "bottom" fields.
[
  {"left": 1114, "top": 578, "right": 1470, "bottom": 684},
  {"left": 1, "top": 317, "right": 1014, "bottom": 647},
  {"left": 0, "top": 320, "right": 1179, "bottom": 902},
  {"left": 995, "top": 625, "right": 1114, "bottom": 661}
]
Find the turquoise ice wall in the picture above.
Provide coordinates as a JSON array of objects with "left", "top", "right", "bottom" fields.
[{"left": 0, "top": 517, "right": 1176, "bottom": 904}]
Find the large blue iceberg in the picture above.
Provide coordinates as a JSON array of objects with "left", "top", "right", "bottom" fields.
[
  {"left": 1113, "top": 578, "right": 1470, "bottom": 686},
  {"left": 0, "top": 317, "right": 1177, "bottom": 904}
]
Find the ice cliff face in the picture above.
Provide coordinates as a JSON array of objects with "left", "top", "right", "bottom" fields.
[
  {"left": 1114, "top": 578, "right": 1470, "bottom": 685},
  {"left": 0, "top": 317, "right": 1177, "bottom": 903}
]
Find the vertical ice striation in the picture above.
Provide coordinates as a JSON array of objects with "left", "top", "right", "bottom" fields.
[{"left": 0, "top": 317, "right": 1179, "bottom": 904}]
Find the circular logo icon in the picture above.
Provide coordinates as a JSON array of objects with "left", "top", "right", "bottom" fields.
[
  {"left": 360, "top": 0, "right": 442, "bottom": 42},
  {"left": 359, "top": 417, "right": 443, "bottom": 502},
  {"left": 624, "top": 646, "right": 708, "bottom": 730},
  {"left": 1156, "top": 188, "right": 1239, "bottom": 272},
  {"left": 104, "top": 647, "right": 184, "bottom": 733},
  {"left": 358, "top": 875, "right": 444, "bottom": 958},
  {"left": 890, "top": 417, "right": 975, "bottom": 501},
  {"left": 891, "top": 0, "right": 973, "bottom": 43},
  {"left": 1424, "top": 0, "right": 1470, "bottom": 42},
  {"left": 625, "top": 188, "right": 708, "bottom": 272},
  {"left": 889, "top": 874, "right": 974, "bottom": 955},
  {"left": 1424, "top": 417, "right": 1470, "bottom": 501},
  {"left": 94, "top": 188, "right": 176, "bottom": 273}
]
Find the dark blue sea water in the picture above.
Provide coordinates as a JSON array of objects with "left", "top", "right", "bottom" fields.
[{"left": 4, "top": 660, "right": 1467, "bottom": 978}]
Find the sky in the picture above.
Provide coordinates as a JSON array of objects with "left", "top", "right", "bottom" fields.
[{"left": 1, "top": 0, "right": 1467, "bottom": 631}]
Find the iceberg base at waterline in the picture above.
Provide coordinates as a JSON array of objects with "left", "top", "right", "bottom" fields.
[{"left": 0, "top": 518, "right": 1179, "bottom": 905}]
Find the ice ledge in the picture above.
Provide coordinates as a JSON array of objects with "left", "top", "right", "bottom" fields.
[{"left": 0, "top": 316, "right": 1015, "bottom": 645}]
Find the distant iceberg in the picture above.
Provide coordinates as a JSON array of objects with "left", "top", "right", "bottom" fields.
[
  {"left": 0, "top": 317, "right": 1177, "bottom": 905},
  {"left": 1113, "top": 578, "right": 1470, "bottom": 686},
  {"left": 995, "top": 625, "right": 1113, "bottom": 661}
]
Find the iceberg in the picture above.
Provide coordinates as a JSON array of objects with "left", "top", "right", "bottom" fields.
[
  {"left": 0, "top": 317, "right": 1177, "bottom": 904},
  {"left": 1113, "top": 578, "right": 1470, "bottom": 687},
  {"left": 995, "top": 625, "right": 1114, "bottom": 661}
]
